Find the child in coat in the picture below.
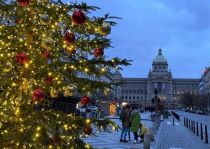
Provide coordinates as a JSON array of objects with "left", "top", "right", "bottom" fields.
[{"left": 138, "top": 123, "right": 148, "bottom": 143}]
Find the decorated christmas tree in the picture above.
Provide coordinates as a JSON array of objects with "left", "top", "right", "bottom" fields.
[{"left": 0, "top": 0, "right": 130, "bottom": 148}]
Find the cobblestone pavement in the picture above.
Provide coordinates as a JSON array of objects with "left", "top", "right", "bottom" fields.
[{"left": 157, "top": 116, "right": 210, "bottom": 149}]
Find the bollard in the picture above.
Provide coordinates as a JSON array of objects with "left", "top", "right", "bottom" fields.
[
  {"left": 186, "top": 118, "right": 187, "bottom": 127},
  {"left": 201, "top": 123, "right": 203, "bottom": 140},
  {"left": 196, "top": 122, "right": 199, "bottom": 136},
  {"left": 187, "top": 118, "right": 189, "bottom": 128},
  {"left": 184, "top": 117, "right": 186, "bottom": 126},
  {"left": 173, "top": 117, "right": 174, "bottom": 125},
  {"left": 192, "top": 121, "right": 194, "bottom": 133},
  {"left": 144, "top": 132, "right": 150, "bottom": 149},
  {"left": 149, "top": 127, "right": 154, "bottom": 141},
  {"left": 190, "top": 120, "right": 192, "bottom": 130},
  {"left": 191, "top": 120, "right": 193, "bottom": 132},
  {"left": 189, "top": 119, "right": 191, "bottom": 130},
  {"left": 205, "top": 125, "right": 208, "bottom": 144},
  {"left": 193, "top": 121, "right": 196, "bottom": 134},
  {"left": 192, "top": 121, "right": 194, "bottom": 132}
]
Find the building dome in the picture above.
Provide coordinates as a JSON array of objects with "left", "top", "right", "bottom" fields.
[{"left": 153, "top": 48, "right": 167, "bottom": 63}]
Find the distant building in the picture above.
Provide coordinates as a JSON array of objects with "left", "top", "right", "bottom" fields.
[
  {"left": 199, "top": 67, "right": 210, "bottom": 113},
  {"left": 199, "top": 67, "right": 210, "bottom": 95},
  {"left": 113, "top": 49, "right": 200, "bottom": 109}
]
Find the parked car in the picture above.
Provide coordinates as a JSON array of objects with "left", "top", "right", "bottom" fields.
[
  {"left": 189, "top": 110, "right": 196, "bottom": 114},
  {"left": 196, "top": 110, "right": 205, "bottom": 115},
  {"left": 86, "top": 106, "right": 98, "bottom": 112}
]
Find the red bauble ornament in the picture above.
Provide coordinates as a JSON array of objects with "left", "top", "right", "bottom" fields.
[
  {"left": 94, "top": 48, "right": 104, "bottom": 57},
  {"left": 17, "top": 0, "right": 29, "bottom": 7},
  {"left": 32, "top": 88, "right": 45, "bottom": 102},
  {"left": 15, "top": 52, "right": 28, "bottom": 64},
  {"left": 80, "top": 96, "right": 90, "bottom": 105},
  {"left": 42, "top": 50, "right": 50, "bottom": 59},
  {"left": 72, "top": 10, "right": 86, "bottom": 25},
  {"left": 64, "top": 31, "right": 75, "bottom": 44},
  {"left": 83, "top": 125, "right": 92, "bottom": 135},
  {"left": 44, "top": 76, "right": 53, "bottom": 84}
]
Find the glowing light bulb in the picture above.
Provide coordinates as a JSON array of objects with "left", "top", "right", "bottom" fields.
[
  {"left": 12, "top": 83, "right": 17, "bottom": 87},
  {"left": 24, "top": 63, "right": 29, "bottom": 68},
  {"left": 86, "top": 119, "right": 90, "bottom": 123},
  {"left": 35, "top": 133, "right": 40, "bottom": 138},
  {"left": 64, "top": 124, "right": 68, "bottom": 130},
  {"left": 84, "top": 68, "right": 89, "bottom": 72},
  {"left": 36, "top": 126, "right": 41, "bottom": 131}
]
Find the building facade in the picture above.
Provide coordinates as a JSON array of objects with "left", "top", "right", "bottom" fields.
[
  {"left": 199, "top": 67, "right": 210, "bottom": 95},
  {"left": 113, "top": 49, "right": 200, "bottom": 109},
  {"left": 199, "top": 67, "right": 210, "bottom": 112}
]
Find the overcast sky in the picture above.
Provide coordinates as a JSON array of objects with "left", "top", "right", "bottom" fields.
[{"left": 74, "top": 0, "right": 210, "bottom": 78}]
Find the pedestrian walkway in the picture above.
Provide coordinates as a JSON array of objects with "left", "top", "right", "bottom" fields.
[
  {"left": 84, "top": 130, "right": 144, "bottom": 149},
  {"left": 83, "top": 113, "right": 154, "bottom": 149},
  {"left": 157, "top": 116, "right": 210, "bottom": 149}
]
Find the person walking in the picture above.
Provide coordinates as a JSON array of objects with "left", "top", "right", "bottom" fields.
[
  {"left": 130, "top": 106, "right": 141, "bottom": 144},
  {"left": 120, "top": 104, "right": 131, "bottom": 143}
]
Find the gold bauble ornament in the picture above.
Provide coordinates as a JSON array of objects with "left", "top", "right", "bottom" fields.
[
  {"left": 19, "top": 79, "right": 29, "bottom": 92},
  {"left": 50, "top": 88, "right": 58, "bottom": 98},
  {"left": 3, "top": 62, "right": 13, "bottom": 72},
  {"left": 63, "top": 85, "right": 76, "bottom": 97},
  {"left": 104, "top": 88, "right": 111, "bottom": 95},
  {"left": 98, "top": 22, "right": 111, "bottom": 36}
]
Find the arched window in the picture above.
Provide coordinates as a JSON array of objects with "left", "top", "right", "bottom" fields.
[{"left": 117, "top": 86, "right": 121, "bottom": 94}]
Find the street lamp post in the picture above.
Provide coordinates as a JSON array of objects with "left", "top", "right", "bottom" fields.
[
  {"left": 144, "top": 97, "right": 146, "bottom": 108},
  {"left": 154, "top": 88, "right": 158, "bottom": 112},
  {"left": 173, "top": 93, "right": 175, "bottom": 110}
]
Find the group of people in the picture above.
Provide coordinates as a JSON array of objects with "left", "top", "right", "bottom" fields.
[{"left": 119, "top": 105, "right": 148, "bottom": 144}]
